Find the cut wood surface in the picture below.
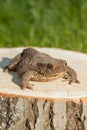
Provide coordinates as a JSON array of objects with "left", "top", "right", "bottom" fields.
[{"left": 0, "top": 48, "right": 87, "bottom": 130}]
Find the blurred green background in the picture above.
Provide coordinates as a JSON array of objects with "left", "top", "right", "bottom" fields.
[{"left": 0, "top": 0, "right": 87, "bottom": 53}]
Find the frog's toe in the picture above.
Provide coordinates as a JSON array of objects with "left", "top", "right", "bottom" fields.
[
  {"left": 75, "top": 80, "right": 80, "bottom": 84},
  {"left": 68, "top": 79, "right": 80, "bottom": 84},
  {"left": 68, "top": 80, "right": 72, "bottom": 84},
  {"left": 22, "top": 83, "right": 34, "bottom": 90},
  {"left": 26, "top": 85, "right": 33, "bottom": 90}
]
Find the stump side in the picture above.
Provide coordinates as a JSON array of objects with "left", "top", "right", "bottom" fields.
[{"left": 0, "top": 96, "right": 87, "bottom": 130}]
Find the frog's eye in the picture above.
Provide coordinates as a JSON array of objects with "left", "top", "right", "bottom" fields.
[{"left": 47, "top": 63, "right": 56, "bottom": 69}]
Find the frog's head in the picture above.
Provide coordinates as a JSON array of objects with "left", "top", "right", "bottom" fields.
[
  {"left": 47, "top": 59, "right": 67, "bottom": 75},
  {"left": 37, "top": 59, "right": 67, "bottom": 77}
]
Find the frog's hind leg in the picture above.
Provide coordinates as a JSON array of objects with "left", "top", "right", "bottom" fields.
[{"left": 4, "top": 53, "right": 21, "bottom": 72}]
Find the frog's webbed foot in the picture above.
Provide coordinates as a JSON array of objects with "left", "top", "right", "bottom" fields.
[
  {"left": 68, "top": 79, "right": 80, "bottom": 84},
  {"left": 21, "top": 70, "right": 37, "bottom": 90},
  {"left": 73, "top": 79, "right": 80, "bottom": 84},
  {"left": 62, "top": 66, "right": 80, "bottom": 85},
  {"left": 62, "top": 74, "right": 80, "bottom": 84}
]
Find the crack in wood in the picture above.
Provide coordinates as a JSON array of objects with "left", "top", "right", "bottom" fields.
[
  {"left": 49, "top": 101, "right": 54, "bottom": 130},
  {"left": 25, "top": 118, "right": 32, "bottom": 130},
  {"left": 43, "top": 100, "right": 48, "bottom": 109},
  {"left": 31, "top": 99, "right": 39, "bottom": 129}
]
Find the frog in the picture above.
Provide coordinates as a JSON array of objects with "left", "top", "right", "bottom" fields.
[{"left": 4, "top": 48, "right": 80, "bottom": 90}]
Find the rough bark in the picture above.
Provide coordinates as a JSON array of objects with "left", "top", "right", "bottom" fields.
[
  {"left": 0, "top": 95, "right": 87, "bottom": 130},
  {"left": 65, "top": 100, "right": 85, "bottom": 130}
]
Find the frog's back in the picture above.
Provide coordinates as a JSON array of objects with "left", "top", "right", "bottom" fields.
[{"left": 17, "top": 50, "right": 57, "bottom": 76}]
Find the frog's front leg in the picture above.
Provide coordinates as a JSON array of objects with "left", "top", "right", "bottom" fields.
[
  {"left": 21, "top": 70, "right": 38, "bottom": 90},
  {"left": 4, "top": 53, "right": 21, "bottom": 72},
  {"left": 62, "top": 73, "right": 73, "bottom": 84},
  {"left": 62, "top": 66, "right": 80, "bottom": 84}
]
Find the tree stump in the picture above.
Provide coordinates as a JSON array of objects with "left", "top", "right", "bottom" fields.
[{"left": 0, "top": 48, "right": 87, "bottom": 130}]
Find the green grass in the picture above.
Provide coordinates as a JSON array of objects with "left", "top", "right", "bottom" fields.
[{"left": 0, "top": 0, "right": 87, "bottom": 53}]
